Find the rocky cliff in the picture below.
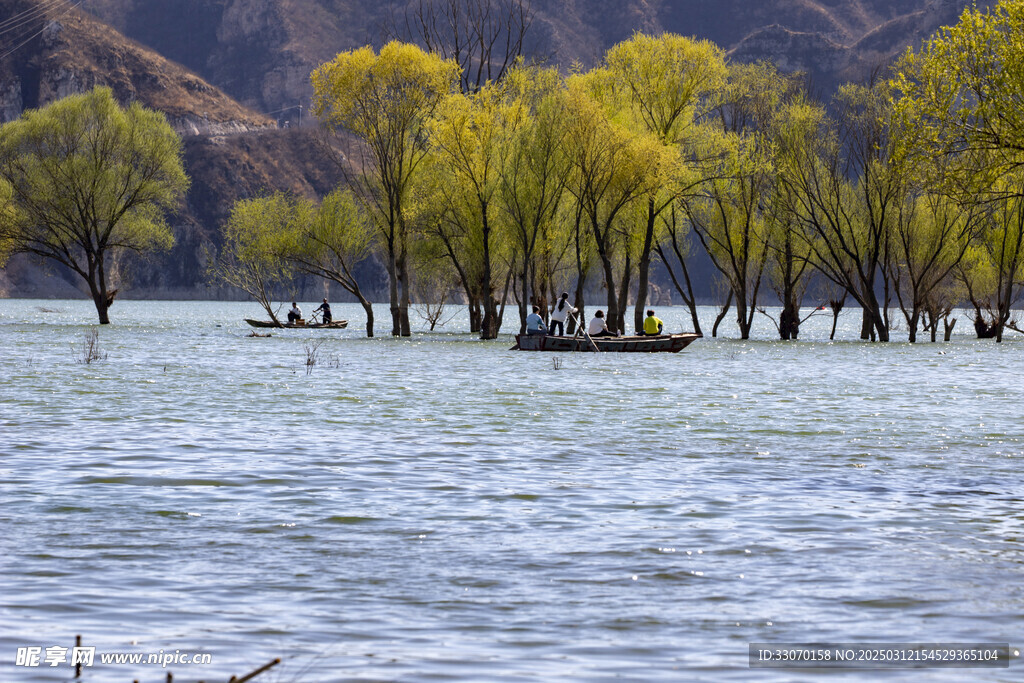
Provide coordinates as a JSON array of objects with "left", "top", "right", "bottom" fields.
[
  {"left": 0, "top": 0, "right": 1001, "bottom": 299},
  {"left": 79, "top": 0, "right": 999, "bottom": 122}
]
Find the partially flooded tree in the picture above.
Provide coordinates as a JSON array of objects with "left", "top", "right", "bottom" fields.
[
  {"left": 888, "top": 192, "right": 978, "bottom": 342},
  {"left": 495, "top": 65, "right": 571, "bottom": 335},
  {"left": 213, "top": 194, "right": 297, "bottom": 326},
  {"left": 427, "top": 81, "right": 520, "bottom": 339},
  {"left": 282, "top": 189, "right": 379, "bottom": 337},
  {"left": 603, "top": 33, "right": 727, "bottom": 334},
  {"left": 312, "top": 42, "right": 460, "bottom": 336},
  {"left": 0, "top": 87, "right": 187, "bottom": 324},
  {"left": 776, "top": 81, "right": 905, "bottom": 342},
  {"left": 891, "top": 0, "right": 1024, "bottom": 341},
  {"left": 562, "top": 74, "right": 661, "bottom": 334},
  {"left": 955, "top": 191, "right": 1024, "bottom": 340},
  {"left": 687, "top": 63, "right": 796, "bottom": 340}
]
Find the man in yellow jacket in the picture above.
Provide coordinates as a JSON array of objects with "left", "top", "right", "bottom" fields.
[{"left": 642, "top": 309, "right": 664, "bottom": 336}]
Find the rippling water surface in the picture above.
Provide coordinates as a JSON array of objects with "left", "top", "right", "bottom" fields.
[{"left": 1, "top": 300, "right": 1021, "bottom": 681}]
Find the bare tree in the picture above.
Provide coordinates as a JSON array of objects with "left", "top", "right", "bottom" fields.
[{"left": 386, "top": 0, "right": 534, "bottom": 93}]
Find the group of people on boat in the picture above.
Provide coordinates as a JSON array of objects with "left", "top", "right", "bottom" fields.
[
  {"left": 525, "top": 292, "right": 665, "bottom": 338},
  {"left": 287, "top": 298, "right": 332, "bottom": 324}
]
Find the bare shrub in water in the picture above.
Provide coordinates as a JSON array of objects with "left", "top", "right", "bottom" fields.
[
  {"left": 304, "top": 339, "right": 325, "bottom": 375},
  {"left": 74, "top": 329, "right": 107, "bottom": 364}
]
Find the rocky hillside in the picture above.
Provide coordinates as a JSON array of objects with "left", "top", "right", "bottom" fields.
[
  {"left": 0, "top": 0, "right": 351, "bottom": 298},
  {"left": 0, "top": 0, "right": 999, "bottom": 299},
  {"left": 80, "top": 0, "right": 997, "bottom": 122},
  {"left": 0, "top": 0, "right": 272, "bottom": 133}
]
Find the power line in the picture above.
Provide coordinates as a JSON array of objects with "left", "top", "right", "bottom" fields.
[
  {"left": 0, "top": 0, "right": 83, "bottom": 64},
  {"left": 0, "top": 0, "right": 70, "bottom": 34}
]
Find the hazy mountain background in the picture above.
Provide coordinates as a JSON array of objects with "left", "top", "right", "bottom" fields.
[{"left": 0, "top": 0, "right": 994, "bottom": 300}]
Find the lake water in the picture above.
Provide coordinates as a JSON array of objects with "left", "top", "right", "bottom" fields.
[{"left": 0, "top": 300, "right": 1021, "bottom": 682}]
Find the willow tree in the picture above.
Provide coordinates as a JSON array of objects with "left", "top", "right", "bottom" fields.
[
  {"left": 495, "top": 65, "right": 571, "bottom": 333},
  {"left": 281, "top": 189, "right": 378, "bottom": 337},
  {"left": 213, "top": 194, "right": 299, "bottom": 326},
  {"left": 0, "top": 87, "right": 187, "bottom": 324},
  {"left": 889, "top": 191, "right": 978, "bottom": 342},
  {"left": 955, "top": 186, "right": 1024, "bottom": 340},
  {"left": 312, "top": 42, "right": 460, "bottom": 336},
  {"left": 427, "top": 79, "right": 529, "bottom": 339},
  {"left": 604, "top": 32, "right": 727, "bottom": 333},
  {"left": 562, "top": 74, "right": 662, "bottom": 334},
  {"left": 891, "top": 0, "right": 1024, "bottom": 341},
  {"left": 776, "top": 80, "right": 905, "bottom": 342},
  {"left": 687, "top": 63, "right": 797, "bottom": 340}
]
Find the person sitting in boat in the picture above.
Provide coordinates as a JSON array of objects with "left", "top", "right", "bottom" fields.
[
  {"left": 287, "top": 302, "right": 302, "bottom": 323},
  {"left": 642, "top": 309, "right": 664, "bottom": 336},
  {"left": 314, "top": 298, "right": 332, "bottom": 324},
  {"left": 588, "top": 310, "right": 618, "bottom": 337},
  {"left": 549, "top": 292, "right": 576, "bottom": 337},
  {"left": 526, "top": 305, "right": 548, "bottom": 336}
]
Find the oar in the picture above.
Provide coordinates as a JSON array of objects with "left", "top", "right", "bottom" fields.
[{"left": 570, "top": 312, "right": 599, "bottom": 352}]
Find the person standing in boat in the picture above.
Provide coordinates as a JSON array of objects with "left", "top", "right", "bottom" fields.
[
  {"left": 548, "top": 292, "right": 576, "bottom": 336},
  {"left": 588, "top": 310, "right": 617, "bottom": 337},
  {"left": 287, "top": 301, "right": 302, "bottom": 323},
  {"left": 642, "top": 309, "right": 664, "bottom": 336},
  {"left": 314, "top": 298, "right": 332, "bottom": 324},
  {"left": 525, "top": 305, "right": 549, "bottom": 335}
]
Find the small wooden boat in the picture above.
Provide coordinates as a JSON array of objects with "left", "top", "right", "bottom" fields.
[
  {"left": 513, "top": 332, "right": 700, "bottom": 353},
  {"left": 245, "top": 319, "right": 348, "bottom": 329}
]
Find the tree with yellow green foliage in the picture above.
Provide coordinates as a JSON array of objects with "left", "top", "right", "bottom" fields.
[
  {"left": 603, "top": 32, "right": 727, "bottom": 334},
  {"left": 280, "top": 189, "right": 379, "bottom": 337},
  {"left": 213, "top": 193, "right": 300, "bottom": 326},
  {"left": 311, "top": 42, "right": 460, "bottom": 336},
  {"left": 427, "top": 78, "right": 527, "bottom": 339},
  {"left": 687, "top": 62, "right": 798, "bottom": 340},
  {"left": 494, "top": 65, "right": 572, "bottom": 335},
  {"left": 889, "top": 190, "right": 979, "bottom": 342},
  {"left": 892, "top": 0, "right": 1024, "bottom": 341},
  {"left": 0, "top": 87, "right": 187, "bottom": 324},
  {"left": 777, "top": 78, "right": 907, "bottom": 342},
  {"left": 954, "top": 185, "right": 1024, "bottom": 341},
  {"left": 562, "top": 72, "right": 663, "bottom": 335}
]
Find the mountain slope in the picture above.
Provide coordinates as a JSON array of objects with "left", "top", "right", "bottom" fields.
[{"left": 80, "top": 0, "right": 997, "bottom": 120}]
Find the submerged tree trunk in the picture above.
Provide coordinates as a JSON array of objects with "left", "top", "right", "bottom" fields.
[
  {"left": 634, "top": 201, "right": 657, "bottom": 334},
  {"left": 361, "top": 299, "right": 374, "bottom": 338},
  {"left": 388, "top": 245, "right": 401, "bottom": 336},
  {"left": 712, "top": 291, "right": 732, "bottom": 338}
]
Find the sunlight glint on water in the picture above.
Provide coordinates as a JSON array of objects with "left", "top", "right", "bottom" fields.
[{"left": 0, "top": 300, "right": 1021, "bottom": 681}]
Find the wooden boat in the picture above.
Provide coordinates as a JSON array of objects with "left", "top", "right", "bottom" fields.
[
  {"left": 513, "top": 332, "right": 700, "bottom": 353},
  {"left": 245, "top": 318, "right": 348, "bottom": 329}
]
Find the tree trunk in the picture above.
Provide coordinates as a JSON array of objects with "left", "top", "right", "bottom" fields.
[
  {"left": 615, "top": 252, "right": 631, "bottom": 335},
  {"left": 633, "top": 200, "right": 656, "bottom": 334},
  {"left": 908, "top": 310, "right": 919, "bottom": 343},
  {"left": 943, "top": 316, "right": 956, "bottom": 341},
  {"left": 88, "top": 255, "right": 112, "bottom": 324},
  {"left": 736, "top": 296, "right": 751, "bottom": 340},
  {"left": 860, "top": 307, "right": 873, "bottom": 341},
  {"left": 361, "top": 299, "right": 374, "bottom": 338},
  {"left": 469, "top": 298, "right": 482, "bottom": 333},
  {"left": 398, "top": 247, "right": 411, "bottom": 337},
  {"left": 388, "top": 246, "right": 401, "bottom": 336},
  {"left": 712, "top": 291, "right": 732, "bottom": 338}
]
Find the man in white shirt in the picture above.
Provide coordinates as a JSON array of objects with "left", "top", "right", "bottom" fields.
[{"left": 287, "top": 302, "right": 302, "bottom": 323}]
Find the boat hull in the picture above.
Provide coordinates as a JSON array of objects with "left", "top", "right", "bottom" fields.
[
  {"left": 513, "top": 333, "right": 700, "bottom": 353},
  {"left": 245, "top": 319, "right": 348, "bottom": 329}
]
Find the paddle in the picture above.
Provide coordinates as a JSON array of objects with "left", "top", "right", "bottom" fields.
[{"left": 569, "top": 312, "right": 599, "bottom": 352}]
